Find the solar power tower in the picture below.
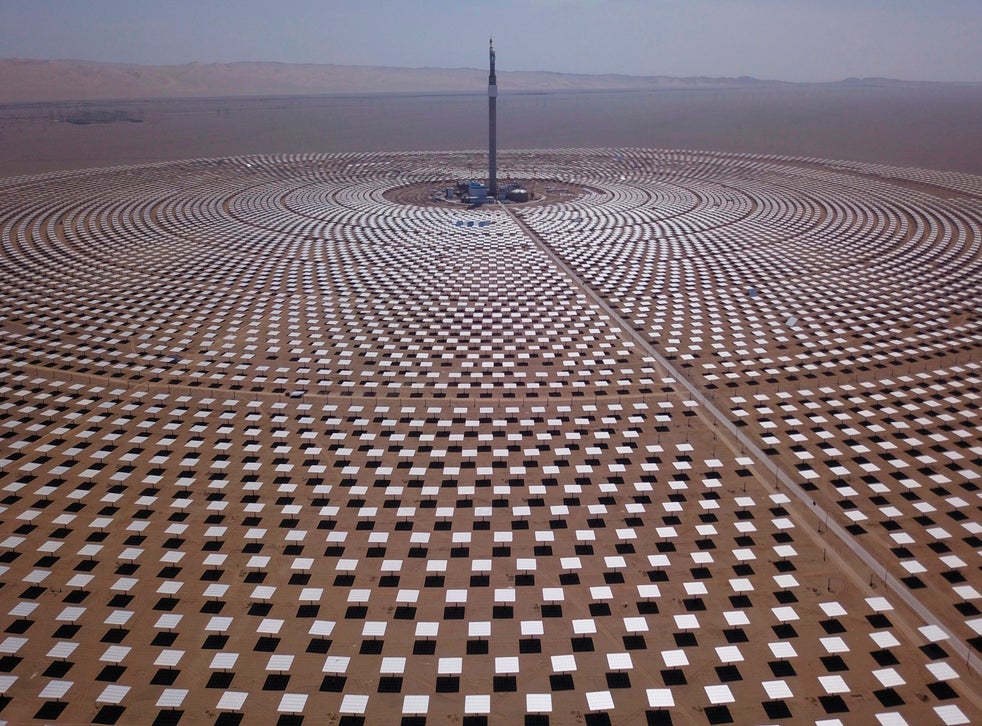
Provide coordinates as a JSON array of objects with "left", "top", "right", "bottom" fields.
[{"left": 488, "top": 37, "right": 498, "bottom": 199}]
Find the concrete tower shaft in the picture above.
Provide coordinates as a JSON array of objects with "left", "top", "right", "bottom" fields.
[{"left": 488, "top": 37, "right": 497, "bottom": 199}]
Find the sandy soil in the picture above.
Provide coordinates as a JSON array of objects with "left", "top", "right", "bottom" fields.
[
  {"left": 1, "top": 84, "right": 981, "bottom": 179},
  {"left": 0, "top": 149, "right": 979, "bottom": 724}
]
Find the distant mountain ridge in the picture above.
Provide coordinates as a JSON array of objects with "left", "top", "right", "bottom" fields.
[
  {"left": 0, "top": 58, "right": 952, "bottom": 104},
  {"left": 1, "top": 58, "right": 783, "bottom": 103}
]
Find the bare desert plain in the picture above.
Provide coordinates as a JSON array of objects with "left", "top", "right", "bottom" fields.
[
  {"left": 1, "top": 82, "right": 982, "bottom": 178},
  {"left": 0, "top": 75, "right": 980, "bottom": 726}
]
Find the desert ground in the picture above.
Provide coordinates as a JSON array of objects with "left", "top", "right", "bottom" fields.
[
  {"left": 1, "top": 83, "right": 981, "bottom": 179},
  {"left": 0, "top": 83, "right": 980, "bottom": 725}
]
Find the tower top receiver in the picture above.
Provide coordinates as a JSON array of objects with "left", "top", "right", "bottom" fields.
[{"left": 489, "top": 37, "right": 496, "bottom": 84}]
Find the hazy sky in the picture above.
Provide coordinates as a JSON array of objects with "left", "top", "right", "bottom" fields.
[{"left": 2, "top": 0, "right": 980, "bottom": 82}]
